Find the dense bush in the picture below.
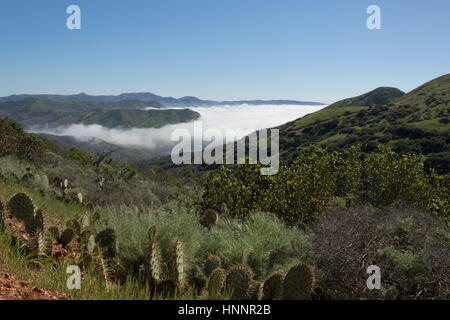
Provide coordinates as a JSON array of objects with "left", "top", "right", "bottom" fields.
[
  {"left": 199, "top": 145, "right": 449, "bottom": 225},
  {"left": 0, "top": 118, "right": 45, "bottom": 163}
]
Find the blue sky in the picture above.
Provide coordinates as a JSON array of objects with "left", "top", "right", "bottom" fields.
[{"left": 0, "top": 0, "right": 449, "bottom": 103}]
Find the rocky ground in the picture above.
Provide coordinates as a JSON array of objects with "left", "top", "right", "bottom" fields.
[{"left": 0, "top": 272, "right": 70, "bottom": 300}]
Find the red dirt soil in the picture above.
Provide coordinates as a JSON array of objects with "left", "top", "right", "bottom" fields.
[{"left": 0, "top": 272, "right": 70, "bottom": 300}]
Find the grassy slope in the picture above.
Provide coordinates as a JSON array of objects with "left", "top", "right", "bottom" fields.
[{"left": 277, "top": 74, "right": 450, "bottom": 172}]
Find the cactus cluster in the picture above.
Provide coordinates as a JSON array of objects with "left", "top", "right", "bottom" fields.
[
  {"left": 95, "top": 228, "right": 122, "bottom": 289},
  {"left": 225, "top": 264, "right": 254, "bottom": 300},
  {"left": 7, "top": 193, "right": 53, "bottom": 257},
  {"left": 145, "top": 225, "right": 188, "bottom": 297},
  {"left": 202, "top": 257, "right": 316, "bottom": 300}
]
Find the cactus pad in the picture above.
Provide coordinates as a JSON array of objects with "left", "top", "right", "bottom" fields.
[
  {"left": 204, "top": 254, "right": 221, "bottom": 277},
  {"left": 59, "top": 228, "right": 75, "bottom": 247},
  {"left": 8, "top": 193, "right": 35, "bottom": 225},
  {"left": 225, "top": 264, "right": 254, "bottom": 300},
  {"left": 282, "top": 262, "right": 315, "bottom": 300},
  {"left": 172, "top": 238, "right": 185, "bottom": 289},
  {"left": 263, "top": 272, "right": 284, "bottom": 300},
  {"left": 207, "top": 268, "right": 227, "bottom": 298}
]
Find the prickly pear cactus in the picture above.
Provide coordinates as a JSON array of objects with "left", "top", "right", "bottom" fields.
[
  {"left": 37, "top": 231, "right": 53, "bottom": 257},
  {"left": 282, "top": 262, "right": 315, "bottom": 300},
  {"left": 95, "top": 228, "right": 121, "bottom": 288},
  {"left": 225, "top": 264, "right": 254, "bottom": 300},
  {"left": 145, "top": 225, "right": 162, "bottom": 286},
  {"left": 34, "top": 209, "right": 44, "bottom": 232},
  {"left": 204, "top": 254, "right": 221, "bottom": 277},
  {"left": 8, "top": 193, "right": 35, "bottom": 228},
  {"left": 207, "top": 268, "right": 227, "bottom": 298},
  {"left": 172, "top": 238, "right": 185, "bottom": 289},
  {"left": 59, "top": 228, "right": 75, "bottom": 247},
  {"left": 262, "top": 272, "right": 284, "bottom": 300}
]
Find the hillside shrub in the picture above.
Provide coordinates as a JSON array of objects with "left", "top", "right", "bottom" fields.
[{"left": 199, "top": 145, "right": 449, "bottom": 225}]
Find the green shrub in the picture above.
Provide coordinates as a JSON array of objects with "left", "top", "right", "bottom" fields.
[
  {"left": 269, "top": 146, "right": 336, "bottom": 224},
  {"left": 0, "top": 118, "right": 45, "bottom": 163},
  {"left": 198, "top": 145, "right": 448, "bottom": 224}
]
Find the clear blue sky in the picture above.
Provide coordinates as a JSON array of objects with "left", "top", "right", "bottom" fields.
[{"left": 0, "top": 0, "right": 449, "bottom": 103}]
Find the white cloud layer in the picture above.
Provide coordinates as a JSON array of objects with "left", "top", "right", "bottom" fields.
[{"left": 30, "top": 104, "right": 326, "bottom": 150}]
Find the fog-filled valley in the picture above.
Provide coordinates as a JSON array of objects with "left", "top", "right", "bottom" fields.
[{"left": 28, "top": 104, "right": 325, "bottom": 159}]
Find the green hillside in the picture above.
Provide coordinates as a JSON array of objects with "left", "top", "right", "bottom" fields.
[
  {"left": 80, "top": 108, "right": 199, "bottom": 128},
  {"left": 1, "top": 116, "right": 448, "bottom": 300},
  {"left": 0, "top": 98, "right": 200, "bottom": 128},
  {"left": 278, "top": 74, "right": 450, "bottom": 174}
]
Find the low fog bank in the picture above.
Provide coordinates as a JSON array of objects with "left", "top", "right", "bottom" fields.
[{"left": 29, "top": 104, "right": 326, "bottom": 151}]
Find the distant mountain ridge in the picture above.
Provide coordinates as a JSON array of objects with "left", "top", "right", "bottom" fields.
[{"left": 0, "top": 92, "right": 324, "bottom": 107}]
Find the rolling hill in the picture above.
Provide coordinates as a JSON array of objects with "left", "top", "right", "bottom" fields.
[
  {"left": 0, "top": 98, "right": 199, "bottom": 129},
  {"left": 277, "top": 73, "right": 450, "bottom": 173}
]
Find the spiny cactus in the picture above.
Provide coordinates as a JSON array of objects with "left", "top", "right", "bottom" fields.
[
  {"left": 207, "top": 267, "right": 227, "bottom": 298},
  {"left": 204, "top": 254, "right": 221, "bottom": 277},
  {"left": 262, "top": 272, "right": 284, "bottom": 300},
  {"left": 8, "top": 193, "right": 35, "bottom": 232},
  {"left": 282, "top": 262, "right": 315, "bottom": 300},
  {"left": 26, "top": 230, "right": 52, "bottom": 257},
  {"left": 225, "top": 264, "right": 254, "bottom": 300},
  {"left": 59, "top": 228, "right": 75, "bottom": 247},
  {"left": 37, "top": 231, "right": 53, "bottom": 257},
  {"left": 145, "top": 225, "right": 162, "bottom": 287},
  {"left": 34, "top": 209, "right": 44, "bottom": 233},
  {"left": 172, "top": 237, "right": 186, "bottom": 289},
  {"left": 148, "top": 224, "right": 157, "bottom": 242},
  {"left": 8, "top": 193, "right": 47, "bottom": 236},
  {"left": 96, "top": 228, "right": 121, "bottom": 288}
]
